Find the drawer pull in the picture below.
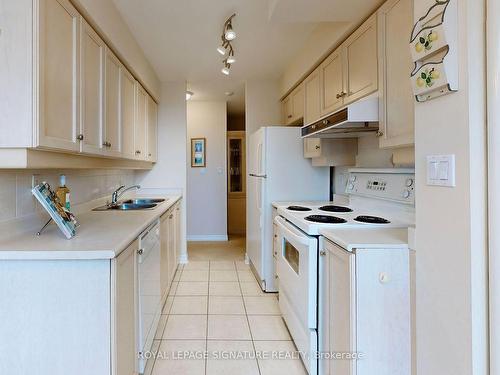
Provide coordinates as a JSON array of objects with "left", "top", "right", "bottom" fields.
[{"left": 320, "top": 251, "right": 326, "bottom": 256}]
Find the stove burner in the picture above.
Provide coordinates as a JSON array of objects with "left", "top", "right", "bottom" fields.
[
  {"left": 319, "top": 205, "right": 353, "bottom": 213},
  {"left": 305, "top": 215, "right": 347, "bottom": 224},
  {"left": 287, "top": 205, "right": 312, "bottom": 212},
  {"left": 354, "top": 215, "right": 391, "bottom": 224}
]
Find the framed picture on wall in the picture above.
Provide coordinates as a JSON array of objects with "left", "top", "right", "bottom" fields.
[{"left": 191, "top": 138, "right": 206, "bottom": 167}]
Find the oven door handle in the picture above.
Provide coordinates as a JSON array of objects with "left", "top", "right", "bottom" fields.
[{"left": 274, "top": 216, "right": 311, "bottom": 246}]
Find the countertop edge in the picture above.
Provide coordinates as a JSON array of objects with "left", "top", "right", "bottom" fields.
[{"left": 0, "top": 195, "right": 182, "bottom": 261}]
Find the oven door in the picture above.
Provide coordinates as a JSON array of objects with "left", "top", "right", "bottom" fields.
[{"left": 274, "top": 216, "right": 318, "bottom": 374}]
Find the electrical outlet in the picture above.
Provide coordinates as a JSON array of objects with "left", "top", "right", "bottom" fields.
[{"left": 31, "top": 174, "right": 40, "bottom": 189}]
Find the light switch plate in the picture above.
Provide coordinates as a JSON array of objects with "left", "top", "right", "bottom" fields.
[{"left": 427, "top": 155, "right": 455, "bottom": 187}]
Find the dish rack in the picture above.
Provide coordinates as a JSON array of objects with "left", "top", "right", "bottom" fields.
[{"left": 409, "top": 0, "right": 458, "bottom": 102}]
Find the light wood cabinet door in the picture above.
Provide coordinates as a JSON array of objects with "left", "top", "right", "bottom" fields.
[
  {"left": 146, "top": 95, "right": 158, "bottom": 162},
  {"left": 167, "top": 210, "right": 177, "bottom": 285},
  {"left": 160, "top": 213, "right": 171, "bottom": 298},
  {"left": 121, "top": 68, "right": 136, "bottom": 159},
  {"left": 291, "top": 84, "right": 304, "bottom": 121},
  {"left": 80, "top": 20, "right": 104, "bottom": 155},
  {"left": 343, "top": 14, "right": 378, "bottom": 105},
  {"left": 135, "top": 84, "right": 147, "bottom": 160},
  {"left": 282, "top": 96, "right": 292, "bottom": 124},
  {"left": 104, "top": 49, "right": 122, "bottom": 156},
  {"left": 303, "top": 138, "right": 322, "bottom": 158},
  {"left": 378, "top": 0, "right": 415, "bottom": 148},
  {"left": 304, "top": 68, "right": 321, "bottom": 125},
  {"left": 319, "top": 241, "right": 356, "bottom": 375},
  {"left": 37, "top": 0, "right": 80, "bottom": 151},
  {"left": 112, "top": 240, "right": 138, "bottom": 375},
  {"left": 320, "top": 48, "right": 344, "bottom": 116}
]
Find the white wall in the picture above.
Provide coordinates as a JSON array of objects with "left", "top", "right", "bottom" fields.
[
  {"left": 73, "top": 0, "right": 161, "bottom": 99},
  {"left": 135, "top": 81, "right": 188, "bottom": 260},
  {"left": 245, "top": 79, "right": 282, "bottom": 137},
  {"left": 186, "top": 101, "right": 228, "bottom": 241},
  {"left": 413, "top": 0, "right": 488, "bottom": 374}
]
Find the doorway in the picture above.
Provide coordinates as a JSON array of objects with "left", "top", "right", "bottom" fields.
[{"left": 227, "top": 114, "right": 246, "bottom": 238}]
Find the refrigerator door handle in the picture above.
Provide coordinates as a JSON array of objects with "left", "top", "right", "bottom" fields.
[{"left": 249, "top": 173, "right": 267, "bottom": 178}]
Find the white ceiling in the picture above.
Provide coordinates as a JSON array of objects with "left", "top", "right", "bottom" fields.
[{"left": 112, "top": 0, "right": 384, "bottom": 114}]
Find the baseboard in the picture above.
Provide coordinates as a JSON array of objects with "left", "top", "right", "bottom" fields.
[{"left": 187, "top": 235, "right": 229, "bottom": 242}]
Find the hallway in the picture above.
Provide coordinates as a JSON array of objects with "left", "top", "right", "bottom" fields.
[{"left": 147, "top": 239, "right": 307, "bottom": 375}]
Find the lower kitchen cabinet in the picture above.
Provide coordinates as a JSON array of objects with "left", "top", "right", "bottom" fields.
[
  {"left": 160, "top": 202, "right": 182, "bottom": 298},
  {"left": 112, "top": 240, "right": 139, "bottom": 375},
  {"left": 319, "top": 238, "right": 411, "bottom": 375}
]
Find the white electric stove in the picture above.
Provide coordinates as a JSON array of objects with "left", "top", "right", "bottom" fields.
[{"left": 273, "top": 168, "right": 415, "bottom": 375}]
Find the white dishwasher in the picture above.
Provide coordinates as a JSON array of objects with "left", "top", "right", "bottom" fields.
[{"left": 137, "top": 220, "right": 161, "bottom": 373}]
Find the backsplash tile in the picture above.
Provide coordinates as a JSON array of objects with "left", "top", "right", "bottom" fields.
[
  {"left": 0, "top": 170, "right": 135, "bottom": 223},
  {"left": 0, "top": 174, "right": 17, "bottom": 222}
]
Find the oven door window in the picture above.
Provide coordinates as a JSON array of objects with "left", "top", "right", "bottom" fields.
[{"left": 283, "top": 239, "right": 300, "bottom": 274}]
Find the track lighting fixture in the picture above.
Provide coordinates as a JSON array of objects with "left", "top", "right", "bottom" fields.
[{"left": 217, "top": 14, "right": 237, "bottom": 75}]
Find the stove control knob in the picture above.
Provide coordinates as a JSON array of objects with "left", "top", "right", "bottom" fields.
[
  {"left": 402, "top": 189, "right": 411, "bottom": 199},
  {"left": 349, "top": 175, "right": 357, "bottom": 182},
  {"left": 348, "top": 183, "right": 355, "bottom": 191},
  {"left": 405, "top": 178, "right": 414, "bottom": 187}
]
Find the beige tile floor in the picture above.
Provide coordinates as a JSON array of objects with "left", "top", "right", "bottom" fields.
[{"left": 147, "top": 239, "right": 307, "bottom": 375}]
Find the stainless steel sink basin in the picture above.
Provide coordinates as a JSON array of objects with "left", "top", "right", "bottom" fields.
[
  {"left": 108, "top": 203, "right": 157, "bottom": 210},
  {"left": 93, "top": 202, "right": 158, "bottom": 211},
  {"left": 122, "top": 198, "right": 166, "bottom": 205}
]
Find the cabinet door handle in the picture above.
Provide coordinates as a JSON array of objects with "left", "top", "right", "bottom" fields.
[
  {"left": 315, "top": 145, "right": 320, "bottom": 150},
  {"left": 76, "top": 134, "right": 84, "bottom": 141},
  {"left": 336, "top": 93, "right": 342, "bottom": 99},
  {"left": 103, "top": 141, "right": 111, "bottom": 147},
  {"left": 287, "top": 115, "right": 292, "bottom": 119},
  {"left": 135, "top": 150, "right": 142, "bottom": 154},
  {"left": 376, "top": 131, "right": 384, "bottom": 137},
  {"left": 320, "top": 251, "right": 326, "bottom": 256},
  {"left": 169, "top": 214, "right": 173, "bottom": 219},
  {"left": 137, "top": 248, "right": 144, "bottom": 255}
]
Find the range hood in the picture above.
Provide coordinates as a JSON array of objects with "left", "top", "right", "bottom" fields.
[{"left": 301, "top": 97, "right": 379, "bottom": 138}]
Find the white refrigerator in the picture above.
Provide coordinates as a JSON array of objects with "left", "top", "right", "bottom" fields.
[{"left": 247, "top": 126, "right": 329, "bottom": 292}]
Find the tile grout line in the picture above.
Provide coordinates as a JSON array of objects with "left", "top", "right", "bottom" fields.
[
  {"left": 205, "top": 261, "right": 210, "bottom": 375},
  {"left": 150, "top": 264, "right": 183, "bottom": 375},
  {"left": 237, "top": 262, "right": 263, "bottom": 375}
]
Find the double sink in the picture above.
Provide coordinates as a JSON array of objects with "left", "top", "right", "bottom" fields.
[{"left": 93, "top": 198, "right": 166, "bottom": 211}]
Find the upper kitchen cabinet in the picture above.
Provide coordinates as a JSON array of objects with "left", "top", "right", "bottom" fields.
[
  {"left": 282, "top": 84, "right": 304, "bottom": 125},
  {"left": 377, "top": 0, "right": 415, "bottom": 148},
  {"left": 319, "top": 48, "right": 344, "bottom": 117},
  {"left": 0, "top": 1, "right": 159, "bottom": 168},
  {"left": 80, "top": 20, "right": 105, "bottom": 155},
  {"left": 121, "top": 68, "right": 137, "bottom": 159},
  {"left": 146, "top": 96, "right": 158, "bottom": 162},
  {"left": 134, "top": 83, "right": 148, "bottom": 160},
  {"left": 37, "top": 0, "right": 81, "bottom": 152},
  {"left": 343, "top": 14, "right": 378, "bottom": 105},
  {"left": 304, "top": 68, "right": 321, "bottom": 126},
  {"left": 104, "top": 49, "right": 123, "bottom": 157}
]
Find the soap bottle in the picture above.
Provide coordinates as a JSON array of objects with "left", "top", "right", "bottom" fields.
[{"left": 55, "top": 174, "right": 71, "bottom": 211}]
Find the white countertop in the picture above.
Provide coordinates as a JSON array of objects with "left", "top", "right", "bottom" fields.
[
  {"left": 319, "top": 227, "right": 409, "bottom": 252},
  {"left": 0, "top": 195, "right": 181, "bottom": 260}
]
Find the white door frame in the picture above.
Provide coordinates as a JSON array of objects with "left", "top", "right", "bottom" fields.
[{"left": 488, "top": 0, "right": 500, "bottom": 372}]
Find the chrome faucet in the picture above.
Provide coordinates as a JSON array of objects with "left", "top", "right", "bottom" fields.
[{"left": 111, "top": 185, "right": 141, "bottom": 205}]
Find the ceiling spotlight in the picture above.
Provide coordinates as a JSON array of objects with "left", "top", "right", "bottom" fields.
[
  {"left": 224, "top": 25, "right": 236, "bottom": 41},
  {"left": 186, "top": 91, "right": 194, "bottom": 100},
  {"left": 218, "top": 14, "right": 237, "bottom": 75},
  {"left": 217, "top": 45, "right": 226, "bottom": 55}
]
